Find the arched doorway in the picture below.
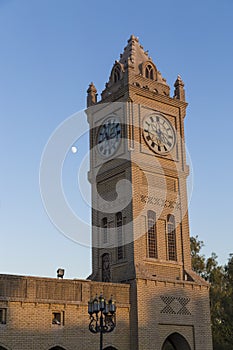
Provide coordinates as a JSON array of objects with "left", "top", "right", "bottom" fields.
[
  {"left": 49, "top": 347, "right": 66, "bottom": 350},
  {"left": 0, "top": 347, "right": 8, "bottom": 350},
  {"left": 162, "top": 332, "right": 191, "bottom": 350},
  {"left": 104, "top": 347, "right": 118, "bottom": 350}
]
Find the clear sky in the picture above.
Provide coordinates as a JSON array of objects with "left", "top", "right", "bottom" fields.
[{"left": 1, "top": 0, "right": 233, "bottom": 279}]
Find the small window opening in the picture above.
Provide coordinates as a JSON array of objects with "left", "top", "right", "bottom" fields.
[
  {"left": 52, "top": 312, "right": 64, "bottom": 326},
  {"left": 145, "top": 64, "right": 154, "bottom": 80},
  {"left": 114, "top": 66, "right": 121, "bottom": 83},
  {"left": 0, "top": 309, "right": 6, "bottom": 324}
]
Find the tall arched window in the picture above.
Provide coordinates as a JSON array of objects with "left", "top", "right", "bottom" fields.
[
  {"left": 102, "top": 217, "right": 108, "bottom": 244},
  {"left": 116, "top": 212, "right": 123, "bottom": 260},
  {"left": 147, "top": 210, "right": 157, "bottom": 258},
  {"left": 167, "top": 215, "right": 177, "bottom": 261},
  {"left": 145, "top": 64, "right": 154, "bottom": 80},
  {"left": 102, "top": 253, "right": 111, "bottom": 282},
  {"left": 113, "top": 66, "right": 121, "bottom": 83}
]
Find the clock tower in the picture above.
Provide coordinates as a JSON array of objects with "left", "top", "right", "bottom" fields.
[{"left": 86, "top": 35, "right": 213, "bottom": 350}]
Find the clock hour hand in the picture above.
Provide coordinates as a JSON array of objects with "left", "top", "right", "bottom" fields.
[
  {"left": 109, "top": 129, "right": 116, "bottom": 139},
  {"left": 160, "top": 133, "right": 172, "bottom": 148}
]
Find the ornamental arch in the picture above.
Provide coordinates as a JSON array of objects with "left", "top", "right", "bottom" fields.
[{"left": 162, "top": 332, "right": 191, "bottom": 350}]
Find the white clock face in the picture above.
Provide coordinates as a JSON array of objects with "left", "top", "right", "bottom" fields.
[
  {"left": 143, "top": 113, "right": 175, "bottom": 154},
  {"left": 97, "top": 117, "right": 121, "bottom": 157}
]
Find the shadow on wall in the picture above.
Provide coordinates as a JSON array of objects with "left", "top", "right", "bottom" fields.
[
  {"left": 0, "top": 320, "right": 125, "bottom": 349},
  {"left": 0, "top": 346, "right": 119, "bottom": 350},
  {"left": 48, "top": 347, "right": 118, "bottom": 350}
]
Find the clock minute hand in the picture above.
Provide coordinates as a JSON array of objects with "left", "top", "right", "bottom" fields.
[{"left": 151, "top": 123, "right": 159, "bottom": 133}]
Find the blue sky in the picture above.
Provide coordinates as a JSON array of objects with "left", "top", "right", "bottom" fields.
[{"left": 1, "top": 0, "right": 233, "bottom": 279}]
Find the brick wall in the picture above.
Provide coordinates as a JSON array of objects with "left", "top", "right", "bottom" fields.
[{"left": 0, "top": 275, "right": 130, "bottom": 350}]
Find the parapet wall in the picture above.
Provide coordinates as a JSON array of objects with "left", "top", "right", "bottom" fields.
[{"left": 0, "top": 274, "right": 130, "bottom": 304}]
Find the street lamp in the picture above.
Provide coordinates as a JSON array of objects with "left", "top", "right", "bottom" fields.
[{"left": 88, "top": 294, "right": 116, "bottom": 350}]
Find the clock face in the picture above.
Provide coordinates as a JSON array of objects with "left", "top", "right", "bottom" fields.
[
  {"left": 143, "top": 113, "right": 175, "bottom": 154},
  {"left": 97, "top": 117, "right": 121, "bottom": 157}
]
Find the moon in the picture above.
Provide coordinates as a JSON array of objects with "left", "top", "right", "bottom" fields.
[{"left": 71, "top": 146, "right": 77, "bottom": 154}]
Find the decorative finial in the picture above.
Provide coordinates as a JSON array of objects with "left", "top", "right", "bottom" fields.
[
  {"left": 174, "top": 75, "right": 185, "bottom": 101},
  {"left": 87, "top": 82, "right": 97, "bottom": 107},
  {"left": 128, "top": 34, "right": 139, "bottom": 43}
]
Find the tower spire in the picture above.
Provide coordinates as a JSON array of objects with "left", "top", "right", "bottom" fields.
[{"left": 100, "top": 35, "right": 170, "bottom": 101}]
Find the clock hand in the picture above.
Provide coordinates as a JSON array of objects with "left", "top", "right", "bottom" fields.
[
  {"left": 151, "top": 124, "right": 157, "bottom": 132},
  {"left": 160, "top": 133, "right": 172, "bottom": 148},
  {"left": 109, "top": 127, "right": 116, "bottom": 138},
  {"left": 150, "top": 124, "right": 160, "bottom": 138}
]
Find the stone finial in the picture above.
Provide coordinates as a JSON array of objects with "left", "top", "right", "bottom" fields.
[
  {"left": 87, "top": 82, "right": 97, "bottom": 107},
  {"left": 174, "top": 75, "right": 185, "bottom": 101},
  {"left": 128, "top": 34, "right": 139, "bottom": 43}
]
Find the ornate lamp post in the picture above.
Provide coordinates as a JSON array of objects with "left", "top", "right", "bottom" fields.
[{"left": 88, "top": 294, "right": 116, "bottom": 350}]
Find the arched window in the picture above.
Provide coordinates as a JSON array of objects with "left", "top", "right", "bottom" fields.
[
  {"left": 102, "top": 217, "right": 108, "bottom": 244},
  {"left": 145, "top": 64, "right": 154, "bottom": 80},
  {"left": 49, "top": 347, "right": 67, "bottom": 350},
  {"left": 102, "top": 253, "right": 111, "bottom": 282},
  {"left": 167, "top": 215, "right": 177, "bottom": 261},
  {"left": 147, "top": 210, "right": 157, "bottom": 258},
  {"left": 116, "top": 212, "right": 123, "bottom": 260},
  {"left": 113, "top": 66, "right": 121, "bottom": 83}
]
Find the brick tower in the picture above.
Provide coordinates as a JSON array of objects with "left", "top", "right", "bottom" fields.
[{"left": 86, "top": 35, "right": 213, "bottom": 350}]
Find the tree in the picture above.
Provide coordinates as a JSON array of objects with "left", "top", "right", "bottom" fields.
[
  {"left": 190, "top": 236, "right": 233, "bottom": 350},
  {"left": 221, "top": 254, "right": 233, "bottom": 347},
  {"left": 190, "top": 235, "right": 205, "bottom": 276}
]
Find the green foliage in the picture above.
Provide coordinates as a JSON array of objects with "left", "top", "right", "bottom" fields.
[
  {"left": 190, "top": 235, "right": 205, "bottom": 276},
  {"left": 190, "top": 236, "right": 233, "bottom": 350}
]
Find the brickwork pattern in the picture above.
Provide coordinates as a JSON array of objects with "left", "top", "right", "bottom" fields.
[{"left": 0, "top": 275, "right": 130, "bottom": 350}]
